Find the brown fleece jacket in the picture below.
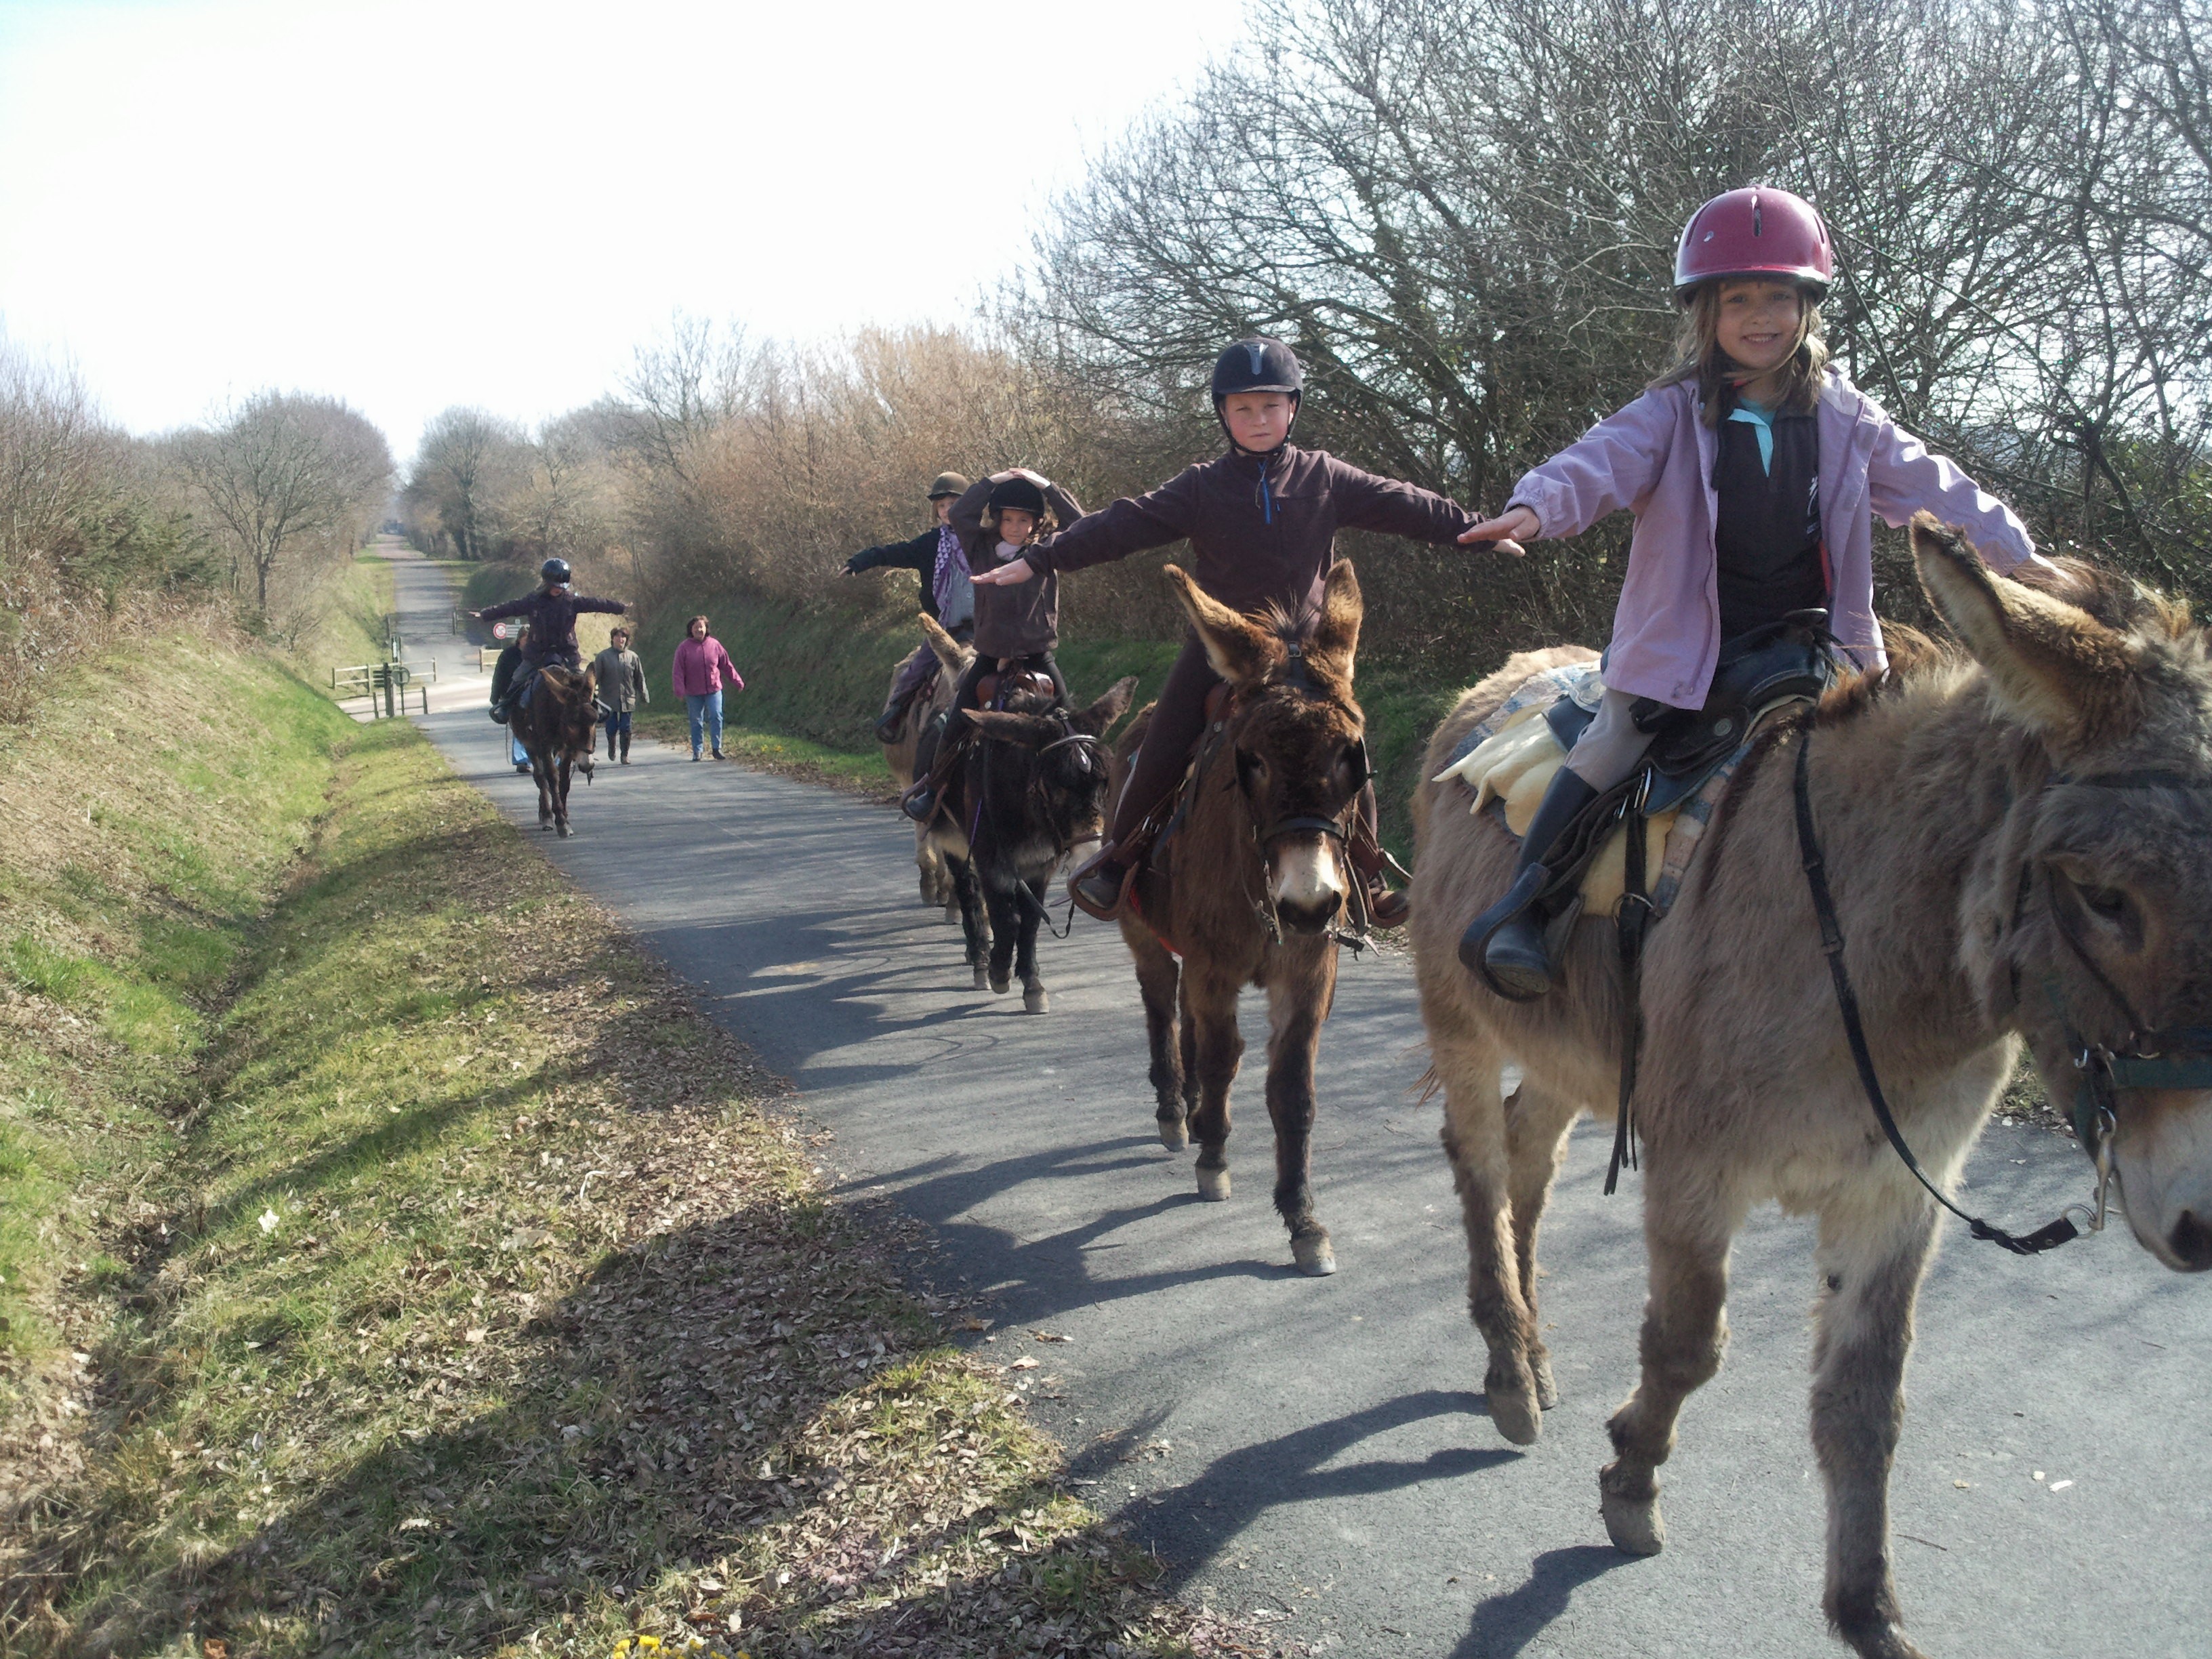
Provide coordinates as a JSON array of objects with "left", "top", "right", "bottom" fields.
[
  {"left": 1025, "top": 445, "right": 1481, "bottom": 620},
  {"left": 951, "top": 475, "right": 1085, "bottom": 659}
]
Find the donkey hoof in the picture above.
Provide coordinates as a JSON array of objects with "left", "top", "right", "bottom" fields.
[
  {"left": 1158, "top": 1115, "right": 1189, "bottom": 1151},
  {"left": 1292, "top": 1233, "right": 1336, "bottom": 1276},
  {"left": 1485, "top": 1364, "right": 1543, "bottom": 1446},
  {"left": 989, "top": 971, "right": 1011, "bottom": 995},
  {"left": 1599, "top": 1468, "right": 1666, "bottom": 1555},
  {"left": 1532, "top": 1355, "right": 1561, "bottom": 1411},
  {"left": 970, "top": 966, "right": 988, "bottom": 991},
  {"left": 1195, "top": 1165, "right": 1231, "bottom": 1202},
  {"left": 1022, "top": 981, "right": 1049, "bottom": 1015},
  {"left": 556, "top": 823, "right": 572, "bottom": 838},
  {"left": 1835, "top": 1617, "right": 1934, "bottom": 1659}
]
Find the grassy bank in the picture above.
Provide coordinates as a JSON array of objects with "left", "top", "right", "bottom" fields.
[
  {"left": 305, "top": 555, "right": 397, "bottom": 687},
  {"left": 2, "top": 640, "right": 1276, "bottom": 1658}
]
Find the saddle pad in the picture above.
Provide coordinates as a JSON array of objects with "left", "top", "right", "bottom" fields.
[{"left": 1433, "top": 663, "right": 1748, "bottom": 920}]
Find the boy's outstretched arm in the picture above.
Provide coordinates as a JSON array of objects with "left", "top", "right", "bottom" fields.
[{"left": 1331, "top": 458, "right": 1524, "bottom": 556}]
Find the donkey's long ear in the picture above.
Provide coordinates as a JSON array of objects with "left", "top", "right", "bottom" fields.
[
  {"left": 1165, "top": 565, "right": 1275, "bottom": 685},
  {"left": 962, "top": 708, "right": 1057, "bottom": 749},
  {"left": 919, "top": 613, "right": 970, "bottom": 674},
  {"left": 1076, "top": 675, "right": 1139, "bottom": 737},
  {"left": 1912, "top": 513, "right": 2139, "bottom": 750},
  {"left": 1308, "top": 560, "right": 1363, "bottom": 680}
]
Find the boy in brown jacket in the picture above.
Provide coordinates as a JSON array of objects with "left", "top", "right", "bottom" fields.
[{"left": 971, "top": 338, "right": 1509, "bottom": 924}]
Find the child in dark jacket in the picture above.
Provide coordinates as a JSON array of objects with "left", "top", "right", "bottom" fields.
[
  {"left": 971, "top": 338, "right": 1508, "bottom": 925},
  {"left": 901, "top": 470, "right": 1082, "bottom": 822}
]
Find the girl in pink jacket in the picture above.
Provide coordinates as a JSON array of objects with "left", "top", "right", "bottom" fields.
[
  {"left": 1459, "top": 186, "right": 2041, "bottom": 996},
  {"left": 672, "top": 615, "right": 745, "bottom": 760}
]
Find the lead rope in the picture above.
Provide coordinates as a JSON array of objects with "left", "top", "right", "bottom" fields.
[
  {"left": 1606, "top": 782, "right": 1652, "bottom": 1195},
  {"left": 1793, "top": 730, "right": 2085, "bottom": 1255}
]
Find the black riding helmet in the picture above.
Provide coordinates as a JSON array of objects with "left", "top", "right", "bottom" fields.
[
  {"left": 985, "top": 475, "right": 1047, "bottom": 517},
  {"left": 1211, "top": 337, "right": 1303, "bottom": 454},
  {"left": 539, "top": 557, "right": 572, "bottom": 584}
]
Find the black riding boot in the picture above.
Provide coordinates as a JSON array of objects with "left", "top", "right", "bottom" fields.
[
  {"left": 618, "top": 731, "right": 631, "bottom": 764},
  {"left": 488, "top": 651, "right": 518, "bottom": 724},
  {"left": 901, "top": 712, "right": 951, "bottom": 823},
  {"left": 1459, "top": 766, "right": 1599, "bottom": 999},
  {"left": 874, "top": 691, "right": 913, "bottom": 746}
]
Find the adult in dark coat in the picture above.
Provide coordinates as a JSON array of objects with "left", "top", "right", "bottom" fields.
[{"left": 842, "top": 472, "right": 972, "bottom": 743}]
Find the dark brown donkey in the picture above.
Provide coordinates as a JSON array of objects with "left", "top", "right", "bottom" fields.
[
  {"left": 516, "top": 663, "right": 599, "bottom": 838},
  {"left": 1110, "top": 561, "right": 1372, "bottom": 1275}
]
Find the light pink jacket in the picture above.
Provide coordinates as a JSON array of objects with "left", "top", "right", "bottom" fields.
[
  {"left": 1505, "top": 370, "right": 2036, "bottom": 709},
  {"left": 672, "top": 635, "right": 743, "bottom": 699}
]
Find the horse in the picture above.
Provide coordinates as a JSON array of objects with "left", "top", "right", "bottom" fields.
[
  {"left": 1108, "top": 561, "right": 1372, "bottom": 1276},
  {"left": 924, "top": 649, "right": 1133, "bottom": 1013},
  {"left": 1406, "top": 516, "right": 2212, "bottom": 1658},
  {"left": 890, "top": 621, "right": 972, "bottom": 918},
  {"left": 514, "top": 662, "right": 600, "bottom": 838}
]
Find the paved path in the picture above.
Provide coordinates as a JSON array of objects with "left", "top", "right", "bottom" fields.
[{"left": 384, "top": 548, "right": 2209, "bottom": 1658}]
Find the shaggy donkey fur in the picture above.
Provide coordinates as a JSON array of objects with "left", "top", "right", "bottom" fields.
[
  {"left": 515, "top": 663, "right": 600, "bottom": 839},
  {"left": 1107, "top": 561, "right": 1372, "bottom": 1275},
  {"left": 1408, "top": 516, "right": 2212, "bottom": 1659},
  {"left": 893, "top": 619, "right": 975, "bottom": 916},
  {"left": 919, "top": 626, "right": 1133, "bottom": 1012}
]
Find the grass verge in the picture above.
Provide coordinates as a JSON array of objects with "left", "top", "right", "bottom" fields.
[
  {"left": 4, "top": 644, "right": 1284, "bottom": 1659},
  {"left": 305, "top": 556, "right": 397, "bottom": 691}
]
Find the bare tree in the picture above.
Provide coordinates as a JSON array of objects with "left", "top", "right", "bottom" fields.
[
  {"left": 177, "top": 391, "right": 393, "bottom": 615},
  {"left": 406, "top": 406, "right": 525, "bottom": 560}
]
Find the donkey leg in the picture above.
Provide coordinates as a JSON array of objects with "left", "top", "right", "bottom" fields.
[
  {"left": 981, "top": 876, "right": 1018, "bottom": 995},
  {"left": 950, "top": 855, "right": 989, "bottom": 989},
  {"left": 1265, "top": 956, "right": 1336, "bottom": 1275},
  {"left": 533, "top": 755, "right": 554, "bottom": 827},
  {"left": 1601, "top": 1199, "right": 1738, "bottom": 1554},
  {"left": 1811, "top": 1200, "right": 1942, "bottom": 1659},
  {"left": 555, "top": 759, "right": 573, "bottom": 837},
  {"left": 1434, "top": 1036, "right": 1544, "bottom": 1444},
  {"left": 1504, "top": 1080, "right": 1583, "bottom": 1410},
  {"left": 1184, "top": 972, "right": 1244, "bottom": 1203},
  {"left": 1128, "top": 935, "right": 1186, "bottom": 1148},
  {"left": 1019, "top": 878, "right": 1049, "bottom": 1013}
]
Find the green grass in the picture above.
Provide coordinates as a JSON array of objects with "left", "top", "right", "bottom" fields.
[
  {"left": 307, "top": 555, "right": 397, "bottom": 689},
  {"left": 5, "top": 637, "right": 1259, "bottom": 1659},
  {"left": 0, "top": 640, "right": 352, "bottom": 1383}
]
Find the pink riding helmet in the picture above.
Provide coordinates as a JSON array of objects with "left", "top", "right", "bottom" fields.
[{"left": 1674, "top": 186, "right": 1833, "bottom": 299}]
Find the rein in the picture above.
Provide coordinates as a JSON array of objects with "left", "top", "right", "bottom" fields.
[{"left": 1790, "top": 731, "right": 2212, "bottom": 1254}]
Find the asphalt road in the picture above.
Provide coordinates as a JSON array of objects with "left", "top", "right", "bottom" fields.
[{"left": 384, "top": 548, "right": 2210, "bottom": 1658}]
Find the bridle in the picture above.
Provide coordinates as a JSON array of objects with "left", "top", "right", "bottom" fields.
[
  {"left": 1225, "top": 647, "right": 1374, "bottom": 949},
  {"left": 1795, "top": 729, "right": 2212, "bottom": 1254}
]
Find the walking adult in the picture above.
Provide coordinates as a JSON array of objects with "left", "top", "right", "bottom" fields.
[
  {"left": 842, "top": 471, "right": 974, "bottom": 743},
  {"left": 672, "top": 615, "right": 744, "bottom": 761},
  {"left": 592, "top": 626, "right": 649, "bottom": 764}
]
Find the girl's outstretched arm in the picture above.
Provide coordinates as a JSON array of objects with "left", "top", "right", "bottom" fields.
[
  {"left": 1491, "top": 389, "right": 1676, "bottom": 546},
  {"left": 1864, "top": 418, "right": 2037, "bottom": 570}
]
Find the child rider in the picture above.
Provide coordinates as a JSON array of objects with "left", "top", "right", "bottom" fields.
[{"left": 972, "top": 337, "right": 1511, "bottom": 927}]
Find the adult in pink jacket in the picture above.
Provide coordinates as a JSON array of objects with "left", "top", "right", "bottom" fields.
[
  {"left": 671, "top": 615, "right": 745, "bottom": 760},
  {"left": 1458, "top": 186, "right": 2045, "bottom": 996}
]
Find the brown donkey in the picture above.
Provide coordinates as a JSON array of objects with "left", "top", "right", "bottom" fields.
[
  {"left": 892, "top": 619, "right": 973, "bottom": 917},
  {"left": 1408, "top": 518, "right": 2212, "bottom": 1657},
  {"left": 1111, "top": 561, "right": 1374, "bottom": 1275},
  {"left": 516, "top": 663, "right": 600, "bottom": 838}
]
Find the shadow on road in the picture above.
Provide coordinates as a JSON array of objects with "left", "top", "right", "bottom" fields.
[{"left": 1452, "top": 1543, "right": 1640, "bottom": 1657}]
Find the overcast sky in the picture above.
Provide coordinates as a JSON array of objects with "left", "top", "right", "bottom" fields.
[{"left": 0, "top": 0, "right": 1243, "bottom": 460}]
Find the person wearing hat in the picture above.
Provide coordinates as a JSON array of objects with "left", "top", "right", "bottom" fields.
[
  {"left": 900, "top": 467, "right": 1082, "bottom": 823},
  {"left": 970, "top": 336, "right": 1504, "bottom": 926},
  {"left": 1451, "top": 184, "right": 2043, "bottom": 996},
  {"left": 844, "top": 471, "right": 975, "bottom": 743}
]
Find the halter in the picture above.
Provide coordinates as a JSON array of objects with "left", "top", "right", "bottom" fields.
[{"left": 1796, "top": 732, "right": 2212, "bottom": 1254}]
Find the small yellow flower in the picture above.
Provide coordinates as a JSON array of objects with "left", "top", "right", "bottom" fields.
[
  {"left": 611, "top": 1643, "right": 630, "bottom": 1658},
  {"left": 636, "top": 1641, "right": 661, "bottom": 1654}
]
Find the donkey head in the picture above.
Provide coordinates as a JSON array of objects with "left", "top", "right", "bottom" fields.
[
  {"left": 965, "top": 678, "right": 1138, "bottom": 848},
  {"left": 535, "top": 665, "right": 601, "bottom": 761},
  {"left": 1168, "top": 560, "right": 1368, "bottom": 936},
  {"left": 1918, "top": 514, "right": 2212, "bottom": 1270}
]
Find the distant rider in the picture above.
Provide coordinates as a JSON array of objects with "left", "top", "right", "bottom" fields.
[
  {"left": 842, "top": 472, "right": 975, "bottom": 743},
  {"left": 475, "top": 558, "right": 631, "bottom": 723}
]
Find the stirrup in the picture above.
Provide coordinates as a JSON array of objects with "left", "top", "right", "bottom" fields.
[
  {"left": 1458, "top": 864, "right": 1551, "bottom": 1000},
  {"left": 1067, "top": 848, "right": 1133, "bottom": 922}
]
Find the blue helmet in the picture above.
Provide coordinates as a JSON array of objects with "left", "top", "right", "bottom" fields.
[{"left": 540, "top": 557, "right": 572, "bottom": 583}]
